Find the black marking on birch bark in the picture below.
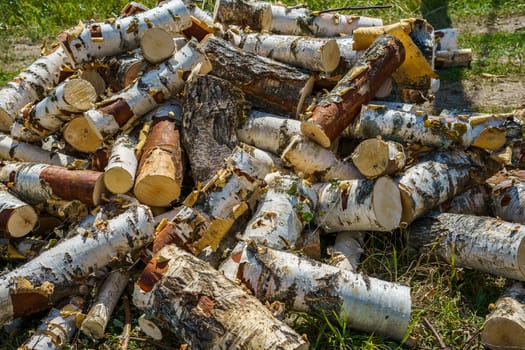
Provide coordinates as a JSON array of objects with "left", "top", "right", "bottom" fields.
[{"left": 355, "top": 180, "right": 373, "bottom": 206}]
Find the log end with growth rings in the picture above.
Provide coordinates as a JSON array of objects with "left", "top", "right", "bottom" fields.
[
  {"left": 140, "top": 27, "right": 176, "bottom": 64},
  {"left": 138, "top": 314, "right": 163, "bottom": 340},
  {"left": 134, "top": 174, "right": 181, "bottom": 207},
  {"left": 104, "top": 168, "right": 135, "bottom": 194},
  {"left": 63, "top": 116, "right": 103, "bottom": 153},
  {"left": 373, "top": 176, "right": 403, "bottom": 231},
  {"left": 320, "top": 39, "right": 341, "bottom": 73},
  {"left": 2, "top": 206, "right": 38, "bottom": 238},
  {"left": 63, "top": 79, "right": 97, "bottom": 111},
  {"left": 352, "top": 138, "right": 406, "bottom": 178},
  {"left": 0, "top": 109, "right": 12, "bottom": 132},
  {"left": 482, "top": 316, "right": 525, "bottom": 349},
  {"left": 300, "top": 119, "right": 332, "bottom": 148}
]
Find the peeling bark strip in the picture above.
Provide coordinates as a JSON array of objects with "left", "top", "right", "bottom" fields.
[
  {"left": 0, "top": 204, "right": 154, "bottom": 326},
  {"left": 439, "top": 185, "right": 491, "bottom": 216},
  {"left": 134, "top": 116, "right": 184, "bottom": 207},
  {"left": 408, "top": 212, "right": 525, "bottom": 281},
  {"left": 230, "top": 243, "right": 411, "bottom": 340},
  {"left": 81, "top": 270, "right": 130, "bottom": 339},
  {"left": 0, "top": 46, "right": 71, "bottom": 132},
  {"left": 58, "top": 0, "right": 191, "bottom": 65},
  {"left": 347, "top": 104, "right": 523, "bottom": 152},
  {"left": 213, "top": 0, "right": 272, "bottom": 31},
  {"left": 201, "top": 36, "right": 314, "bottom": 117},
  {"left": 351, "top": 138, "right": 406, "bottom": 178},
  {"left": 236, "top": 32, "right": 340, "bottom": 73},
  {"left": 64, "top": 40, "right": 210, "bottom": 153},
  {"left": 0, "top": 133, "right": 88, "bottom": 169},
  {"left": 133, "top": 245, "right": 309, "bottom": 350},
  {"left": 20, "top": 297, "right": 83, "bottom": 350},
  {"left": 0, "top": 183, "right": 38, "bottom": 238},
  {"left": 182, "top": 75, "right": 241, "bottom": 184},
  {"left": 270, "top": 4, "right": 383, "bottom": 37},
  {"left": 0, "top": 162, "right": 104, "bottom": 206},
  {"left": 301, "top": 34, "right": 405, "bottom": 148},
  {"left": 104, "top": 134, "right": 138, "bottom": 194},
  {"left": 487, "top": 170, "right": 525, "bottom": 225},
  {"left": 314, "top": 176, "right": 402, "bottom": 232},
  {"left": 482, "top": 282, "right": 525, "bottom": 349}
]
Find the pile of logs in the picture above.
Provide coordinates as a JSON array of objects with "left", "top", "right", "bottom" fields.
[{"left": 0, "top": 0, "right": 521, "bottom": 349}]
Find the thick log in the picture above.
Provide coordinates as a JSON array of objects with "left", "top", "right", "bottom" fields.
[
  {"left": 409, "top": 212, "right": 525, "bottom": 281},
  {"left": 58, "top": 0, "right": 191, "bottom": 65},
  {"left": 329, "top": 231, "right": 365, "bottom": 272},
  {"left": 104, "top": 134, "right": 138, "bottom": 194},
  {"left": 201, "top": 36, "right": 315, "bottom": 118},
  {"left": 314, "top": 176, "right": 402, "bottom": 232},
  {"left": 99, "top": 53, "right": 146, "bottom": 92},
  {"left": 81, "top": 269, "right": 130, "bottom": 339},
  {"left": 435, "top": 49, "right": 472, "bottom": 68},
  {"left": 487, "top": 170, "right": 525, "bottom": 224},
  {"left": 0, "top": 183, "right": 38, "bottom": 238},
  {"left": 140, "top": 27, "right": 176, "bottom": 64},
  {"left": 435, "top": 28, "right": 458, "bottom": 51},
  {"left": 439, "top": 185, "right": 491, "bottom": 216},
  {"left": 212, "top": 0, "right": 272, "bottom": 31},
  {"left": 0, "top": 204, "right": 154, "bottom": 326},
  {"left": 229, "top": 243, "right": 411, "bottom": 340},
  {"left": 20, "top": 297, "right": 83, "bottom": 350},
  {"left": 0, "top": 162, "right": 104, "bottom": 206},
  {"left": 182, "top": 75, "right": 241, "bottom": 184},
  {"left": 133, "top": 245, "right": 308, "bottom": 349},
  {"left": 351, "top": 138, "right": 406, "bottom": 178},
  {"left": 0, "top": 46, "right": 71, "bottom": 132},
  {"left": 482, "top": 282, "right": 525, "bottom": 349},
  {"left": 301, "top": 34, "right": 405, "bottom": 148},
  {"left": 270, "top": 4, "right": 383, "bottom": 37},
  {"left": 79, "top": 68, "right": 106, "bottom": 96}
]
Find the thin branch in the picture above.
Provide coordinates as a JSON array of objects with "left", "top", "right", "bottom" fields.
[
  {"left": 118, "top": 294, "right": 132, "bottom": 350},
  {"left": 422, "top": 317, "right": 451, "bottom": 350}
]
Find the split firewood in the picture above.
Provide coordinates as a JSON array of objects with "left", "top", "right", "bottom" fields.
[
  {"left": 0, "top": 162, "right": 105, "bottom": 206},
  {"left": 314, "top": 176, "right": 403, "bottom": 232},
  {"left": 182, "top": 75, "right": 241, "bottom": 184},
  {"left": 0, "top": 204, "right": 154, "bottom": 326},
  {"left": 81, "top": 269, "right": 131, "bottom": 339},
  {"left": 63, "top": 40, "right": 210, "bottom": 153},
  {"left": 0, "top": 183, "right": 38, "bottom": 238},
  {"left": 98, "top": 53, "right": 146, "bottom": 92},
  {"left": 133, "top": 245, "right": 309, "bottom": 349},
  {"left": 140, "top": 27, "right": 176, "bottom": 64},
  {"left": 482, "top": 282, "right": 525, "bottom": 349},
  {"left": 0, "top": 133, "right": 88, "bottom": 169},
  {"left": 19, "top": 297, "right": 84, "bottom": 350},
  {"left": 201, "top": 36, "right": 315, "bottom": 117},
  {"left": 351, "top": 137, "right": 406, "bottom": 178},
  {"left": 225, "top": 242, "right": 411, "bottom": 340},
  {"left": 134, "top": 107, "right": 184, "bottom": 207},
  {"left": 58, "top": 0, "right": 192, "bottom": 65},
  {"left": 104, "top": 134, "right": 138, "bottom": 194},
  {"left": 409, "top": 212, "right": 525, "bottom": 281},
  {"left": 486, "top": 170, "right": 525, "bottom": 224},
  {"left": 270, "top": 4, "right": 383, "bottom": 37},
  {"left": 0, "top": 46, "right": 71, "bottom": 132},
  {"left": 438, "top": 185, "right": 491, "bottom": 216},
  {"left": 212, "top": 0, "right": 272, "bottom": 31},
  {"left": 301, "top": 34, "right": 405, "bottom": 148},
  {"left": 435, "top": 49, "right": 472, "bottom": 68},
  {"left": 329, "top": 231, "right": 365, "bottom": 272}
]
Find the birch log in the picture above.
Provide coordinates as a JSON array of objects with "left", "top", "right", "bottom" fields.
[
  {"left": 0, "top": 162, "right": 104, "bottom": 206},
  {"left": 99, "top": 53, "right": 146, "bottom": 92},
  {"left": 20, "top": 297, "right": 84, "bottom": 350},
  {"left": 140, "top": 27, "right": 176, "bottom": 64},
  {"left": 301, "top": 34, "right": 405, "bottom": 148},
  {"left": 81, "top": 269, "right": 130, "bottom": 339},
  {"left": 133, "top": 245, "right": 308, "bottom": 349},
  {"left": 201, "top": 36, "right": 315, "bottom": 118},
  {"left": 104, "top": 134, "right": 138, "bottom": 194},
  {"left": 231, "top": 243, "right": 411, "bottom": 340},
  {"left": 0, "top": 204, "right": 154, "bottom": 326},
  {"left": 439, "top": 185, "right": 491, "bottom": 216},
  {"left": 435, "top": 49, "right": 472, "bottom": 68},
  {"left": 0, "top": 133, "right": 88, "bottom": 169},
  {"left": 182, "top": 75, "right": 241, "bottom": 184},
  {"left": 329, "top": 231, "right": 365, "bottom": 272},
  {"left": 0, "top": 183, "right": 38, "bottom": 238},
  {"left": 314, "top": 176, "right": 402, "bottom": 232},
  {"left": 0, "top": 46, "right": 71, "bottom": 132},
  {"left": 58, "top": 0, "right": 192, "bottom": 65},
  {"left": 63, "top": 40, "right": 210, "bottom": 153},
  {"left": 270, "top": 4, "right": 383, "bottom": 37},
  {"left": 409, "top": 212, "right": 525, "bottom": 281},
  {"left": 351, "top": 138, "right": 406, "bottom": 178},
  {"left": 213, "top": 0, "right": 272, "bottom": 31},
  {"left": 482, "top": 282, "right": 525, "bottom": 349},
  {"left": 487, "top": 170, "right": 525, "bottom": 224}
]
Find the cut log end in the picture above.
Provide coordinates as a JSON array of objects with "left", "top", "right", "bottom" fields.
[
  {"left": 300, "top": 120, "right": 331, "bottom": 148},
  {"left": 104, "top": 168, "right": 135, "bottom": 194},
  {"left": 80, "top": 316, "right": 105, "bottom": 339},
  {"left": 482, "top": 317, "right": 525, "bottom": 349},
  {"left": 320, "top": 39, "right": 341, "bottom": 73},
  {"left": 140, "top": 27, "right": 176, "bottom": 64},
  {"left": 134, "top": 175, "right": 181, "bottom": 207},
  {"left": 352, "top": 138, "right": 405, "bottom": 178},
  {"left": 138, "top": 314, "right": 163, "bottom": 340},
  {"left": 64, "top": 79, "right": 97, "bottom": 111},
  {"left": 92, "top": 173, "right": 106, "bottom": 206},
  {"left": 63, "top": 116, "right": 103, "bottom": 153},
  {"left": 79, "top": 70, "right": 106, "bottom": 96},
  {"left": 5, "top": 206, "right": 38, "bottom": 238},
  {"left": 373, "top": 176, "right": 402, "bottom": 230}
]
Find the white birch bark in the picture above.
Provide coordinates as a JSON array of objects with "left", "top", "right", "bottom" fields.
[
  {"left": 213, "top": 0, "right": 272, "bottom": 31},
  {"left": 238, "top": 32, "right": 340, "bottom": 73},
  {"left": 104, "top": 134, "right": 138, "bottom": 194},
  {"left": 10, "top": 120, "right": 42, "bottom": 143},
  {"left": 81, "top": 269, "right": 130, "bottom": 339},
  {"left": 231, "top": 243, "right": 411, "bottom": 340},
  {"left": 0, "top": 133, "right": 89, "bottom": 169},
  {"left": 0, "top": 183, "right": 38, "bottom": 238},
  {"left": 329, "top": 231, "right": 365, "bottom": 272},
  {"left": 0, "top": 47, "right": 71, "bottom": 132},
  {"left": 281, "top": 134, "right": 363, "bottom": 181},
  {"left": 351, "top": 137, "right": 406, "bottom": 178},
  {"left": 133, "top": 244, "right": 309, "bottom": 349},
  {"left": 435, "top": 49, "right": 472, "bottom": 68},
  {"left": 435, "top": 28, "right": 458, "bottom": 51},
  {"left": 0, "top": 204, "right": 154, "bottom": 326},
  {"left": 439, "top": 185, "right": 491, "bottom": 216},
  {"left": 270, "top": 5, "right": 383, "bottom": 37},
  {"left": 20, "top": 297, "right": 83, "bottom": 350},
  {"left": 59, "top": 0, "right": 192, "bottom": 65},
  {"left": 314, "top": 176, "right": 402, "bottom": 232},
  {"left": 489, "top": 172, "right": 525, "bottom": 224},
  {"left": 482, "top": 282, "right": 525, "bottom": 349}
]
